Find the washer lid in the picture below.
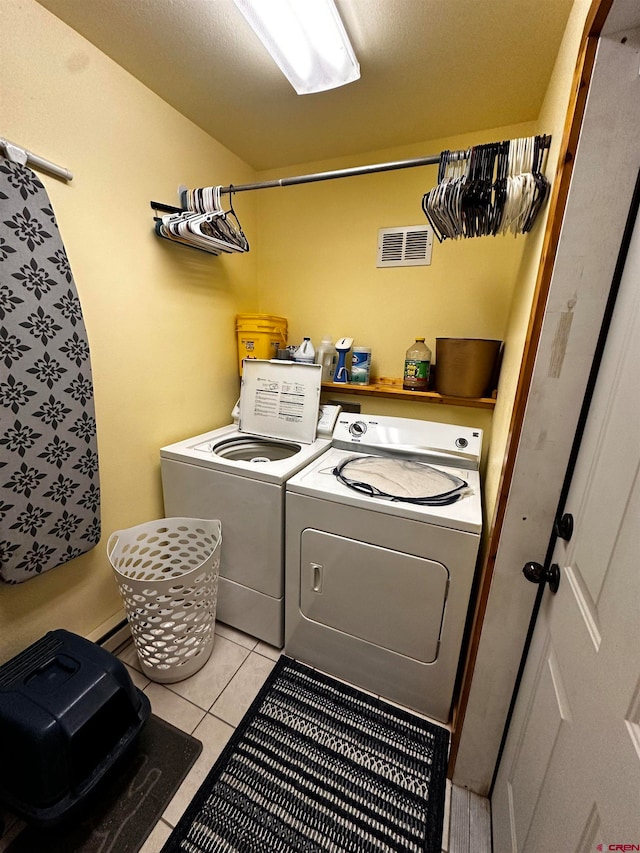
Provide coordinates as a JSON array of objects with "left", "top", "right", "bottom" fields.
[{"left": 239, "top": 360, "right": 322, "bottom": 445}]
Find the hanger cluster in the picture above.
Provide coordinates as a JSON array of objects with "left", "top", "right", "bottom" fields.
[
  {"left": 154, "top": 185, "right": 249, "bottom": 255},
  {"left": 422, "top": 135, "right": 551, "bottom": 242}
]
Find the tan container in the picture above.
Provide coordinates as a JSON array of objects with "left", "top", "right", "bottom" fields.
[
  {"left": 235, "top": 313, "right": 288, "bottom": 374},
  {"left": 435, "top": 338, "right": 502, "bottom": 398}
]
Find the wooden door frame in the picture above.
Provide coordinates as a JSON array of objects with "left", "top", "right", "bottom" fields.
[{"left": 448, "top": 0, "right": 613, "bottom": 777}]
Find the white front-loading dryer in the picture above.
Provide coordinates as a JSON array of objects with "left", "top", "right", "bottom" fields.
[
  {"left": 285, "top": 413, "right": 483, "bottom": 722},
  {"left": 160, "top": 361, "right": 340, "bottom": 647}
]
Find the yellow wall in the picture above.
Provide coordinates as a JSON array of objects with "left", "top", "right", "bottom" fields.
[
  {"left": 1, "top": 0, "right": 589, "bottom": 668},
  {"left": 0, "top": 0, "right": 257, "bottom": 661},
  {"left": 482, "top": 0, "right": 593, "bottom": 526},
  {"left": 253, "top": 124, "right": 538, "bottom": 471}
]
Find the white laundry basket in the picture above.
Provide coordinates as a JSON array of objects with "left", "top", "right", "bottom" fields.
[{"left": 107, "top": 517, "right": 222, "bottom": 683}]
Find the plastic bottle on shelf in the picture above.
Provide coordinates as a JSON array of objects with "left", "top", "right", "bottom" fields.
[
  {"left": 315, "top": 336, "right": 336, "bottom": 381},
  {"left": 351, "top": 347, "right": 371, "bottom": 384},
  {"left": 403, "top": 338, "right": 431, "bottom": 391},
  {"left": 293, "top": 337, "right": 315, "bottom": 364}
]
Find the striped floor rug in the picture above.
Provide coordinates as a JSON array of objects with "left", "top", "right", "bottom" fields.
[{"left": 161, "top": 656, "right": 449, "bottom": 853}]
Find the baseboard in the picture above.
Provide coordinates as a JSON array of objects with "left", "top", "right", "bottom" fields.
[{"left": 96, "top": 618, "right": 131, "bottom": 653}]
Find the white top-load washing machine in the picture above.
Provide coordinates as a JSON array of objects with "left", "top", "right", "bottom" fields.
[
  {"left": 285, "top": 412, "right": 483, "bottom": 723},
  {"left": 160, "top": 360, "right": 340, "bottom": 648}
]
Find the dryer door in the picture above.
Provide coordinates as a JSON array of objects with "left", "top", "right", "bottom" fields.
[{"left": 300, "top": 530, "right": 449, "bottom": 663}]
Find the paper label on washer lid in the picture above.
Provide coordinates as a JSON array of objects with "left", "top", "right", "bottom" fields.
[{"left": 238, "top": 360, "right": 322, "bottom": 444}]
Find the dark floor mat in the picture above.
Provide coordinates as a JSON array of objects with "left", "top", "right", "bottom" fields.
[
  {"left": 161, "top": 655, "right": 450, "bottom": 853},
  {"left": 6, "top": 714, "right": 201, "bottom": 853}
]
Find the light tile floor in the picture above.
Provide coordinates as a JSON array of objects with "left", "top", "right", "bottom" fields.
[{"left": 0, "top": 622, "right": 453, "bottom": 852}]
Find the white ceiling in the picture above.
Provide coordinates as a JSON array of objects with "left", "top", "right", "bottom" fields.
[{"left": 37, "top": 0, "right": 575, "bottom": 171}]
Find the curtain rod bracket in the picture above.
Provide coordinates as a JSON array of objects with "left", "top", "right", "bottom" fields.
[{"left": 151, "top": 200, "right": 183, "bottom": 213}]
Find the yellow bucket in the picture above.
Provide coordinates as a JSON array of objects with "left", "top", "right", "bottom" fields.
[{"left": 235, "top": 313, "right": 288, "bottom": 374}]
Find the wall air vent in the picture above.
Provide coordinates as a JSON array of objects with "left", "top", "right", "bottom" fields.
[{"left": 377, "top": 226, "right": 433, "bottom": 268}]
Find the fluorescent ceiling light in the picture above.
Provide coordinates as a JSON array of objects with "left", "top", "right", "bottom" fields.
[{"left": 232, "top": 0, "right": 360, "bottom": 95}]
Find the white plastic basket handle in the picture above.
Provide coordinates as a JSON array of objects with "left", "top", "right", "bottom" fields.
[
  {"left": 106, "top": 530, "right": 122, "bottom": 561},
  {"left": 106, "top": 518, "right": 222, "bottom": 567}
]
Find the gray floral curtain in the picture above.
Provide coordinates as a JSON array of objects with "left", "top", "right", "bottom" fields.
[{"left": 0, "top": 157, "right": 100, "bottom": 583}]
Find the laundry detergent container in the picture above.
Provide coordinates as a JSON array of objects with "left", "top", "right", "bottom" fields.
[
  {"left": 0, "top": 629, "right": 150, "bottom": 827},
  {"left": 236, "top": 313, "right": 287, "bottom": 373},
  {"left": 435, "top": 338, "right": 502, "bottom": 398}
]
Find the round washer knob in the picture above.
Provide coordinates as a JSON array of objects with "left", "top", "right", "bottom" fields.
[
  {"left": 455, "top": 437, "right": 469, "bottom": 448},
  {"left": 349, "top": 420, "right": 367, "bottom": 437}
]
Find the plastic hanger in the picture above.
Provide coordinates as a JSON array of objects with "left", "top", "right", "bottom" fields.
[
  {"left": 154, "top": 218, "right": 222, "bottom": 255},
  {"left": 182, "top": 185, "right": 249, "bottom": 253},
  {"left": 156, "top": 184, "right": 249, "bottom": 254},
  {"left": 522, "top": 135, "right": 551, "bottom": 232}
]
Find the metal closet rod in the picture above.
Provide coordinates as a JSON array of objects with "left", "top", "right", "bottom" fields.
[
  {"left": 150, "top": 151, "right": 449, "bottom": 212},
  {"left": 150, "top": 136, "right": 551, "bottom": 212},
  {"left": 218, "top": 152, "right": 445, "bottom": 194},
  {"left": 0, "top": 137, "right": 73, "bottom": 182},
  {"left": 229, "top": 137, "right": 552, "bottom": 194}
]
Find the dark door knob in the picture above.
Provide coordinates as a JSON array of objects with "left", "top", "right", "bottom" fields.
[
  {"left": 555, "top": 512, "right": 574, "bottom": 541},
  {"left": 522, "top": 561, "right": 560, "bottom": 594}
]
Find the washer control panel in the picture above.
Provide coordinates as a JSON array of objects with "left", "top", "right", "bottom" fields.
[
  {"left": 348, "top": 420, "right": 368, "bottom": 437},
  {"left": 332, "top": 413, "right": 483, "bottom": 469}
]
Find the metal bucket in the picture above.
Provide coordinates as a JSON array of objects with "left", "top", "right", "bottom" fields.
[{"left": 435, "top": 338, "right": 502, "bottom": 398}]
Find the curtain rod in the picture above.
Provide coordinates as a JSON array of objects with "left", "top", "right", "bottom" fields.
[{"left": 0, "top": 137, "right": 73, "bottom": 182}]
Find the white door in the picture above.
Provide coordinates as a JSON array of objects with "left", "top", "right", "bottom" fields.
[{"left": 491, "top": 195, "right": 640, "bottom": 850}]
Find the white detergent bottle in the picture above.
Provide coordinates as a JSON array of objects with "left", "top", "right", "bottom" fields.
[
  {"left": 315, "top": 336, "right": 336, "bottom": 381},
  {"left": 293, "top": 336, "right": 315, "bottom": 364}
]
